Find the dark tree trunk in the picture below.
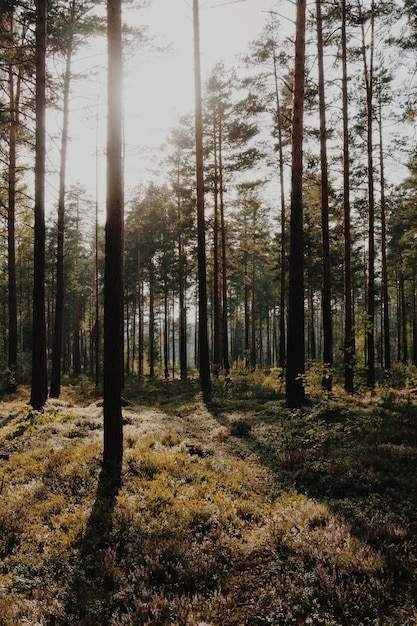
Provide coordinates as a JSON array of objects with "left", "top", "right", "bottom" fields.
[
  {"left": 103, "top": 0, "right": 123, "bottom": 466},
  {"left": 286, "top": 0, "right": 306, "bottom": 409},
  {"left": 219, "top": 125, "right": 230, "bottom": 374},
  {"left": 164, "top": 282, "right": 169, "bottom": 379},
  {"left": 250, "top": 257, "right": 256, "bottom": 370},
  {"left": 316, "top": 0, "right": 333, "bottom": 390},
  {"left": 30, "top": 0, "right": 47, "bottom": 411},
  {"left": 50, "top": 0, "right": 74, "bottom": 398},
  {"left": 178, "top": 200, "right": 188, "bottom": 380},
  {"left": 137, "top": 230, "right": 144, "bottom": 378},
  {"left": 212, "top": 123, "right": 221, "bottom": 376},
  {"left": 378, "top": 97, "right": 390, "bottom": 375},
  {"left": 7, "top": 38, "right": 18, "bottom": 392},
  {"left": 271, "top": 48, "right": 287, "bottom": 371},
  {"left": 413, "top": 275, "right": 417, "bottom": 366},
  {"left": 73, "top": 203, "right": 81, "bottom": 378},
  {"left": 359, "top": 0, "right": 376, "bottom": 387},
  {"left": 149, "top": 259, "right": 155, "bottom": 378},
  {"left": 193, "top": 0, "right": 211, "bottom": 396},
  {"left": 94, "top": 212, "right": 100, "bottom": 386},
  {"left": 244, "top": 253, "right": 250, "bottom": 369},
  {"left": 342, "top": 0, "right": 354, "bottom": 393},
  {"left": 400, "top": 265, "right": 408, "bottom": 364},
  {"left": 308, "top": 278, "right": 316, "bottom": 361}
]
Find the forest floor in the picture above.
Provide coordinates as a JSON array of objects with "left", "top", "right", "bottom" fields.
[{"left": 0, "top": 373, "right": 417, "bottom": 625}]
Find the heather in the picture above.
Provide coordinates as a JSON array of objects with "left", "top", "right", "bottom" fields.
[{"left": 0, "top": 373, "right": 416, "bottom": 625}]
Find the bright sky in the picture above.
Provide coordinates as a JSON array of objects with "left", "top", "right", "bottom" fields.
[{"left": 46, "top": 0, "right": 286, "bottom": 216}]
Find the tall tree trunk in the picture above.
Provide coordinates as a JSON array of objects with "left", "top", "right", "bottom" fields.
[
  {"left": 396, "top": 263, "right": 401, "bottom": 363},
  {"left": 316, "top": 0, "right": 333, "bottom": 390},
  {"left": 137, "top": 230, "right": 144, "bottom": 378},
  {"left": 50, "top": 0, "right": 75, "bottom": 398},
  {"left": 212, "top": 122, "right": 221, "bottom": 376},
  {"left": 308, "top": 277, "right": 316, "bottom": 361},
  {"left": 178, "top": 191, "right": 187, "bottom": 380},
  {"left": 250, "top": 256, "right": 256, "bottom": 370},
  {"left": 358, "top": 0, "right": 376, "bottom": 387},
  {"left": 286, "top": 0, "right": 306, "bottom": 409},
  {"left": 413, "top": 274, "right": 417, "bottom": 366},
  {"left": 171, "top": 292, "right": 176, "bottom": 378},
  {"left": 272, "top": 49, "right": 287, "bottom": 371},
  {"left": 94, "top": 148, "right": 100, "bottom": 387},
  {"left": 103, "top": 0, "right": 123, "bottom": 466},
  {"left": 164, "top": 281, "right": 169, "bottom": 379},
  {"left": 244, "top": 249, "right": 250, "bottom": 368},
  {"left": 342, "top": 0, "right": 354, "bottom": 393},
  {"left": 7, "top": 26, "right": 18, "bottom": 392},
  {"left": 400, "top": 264, "right": 408, "bottom": 364},
  {"left": 30, "top": 0, "right": 47, "bottom": 411},
  {"left": 149, "top": 259, "right": 155, "bottom": 378},
  {"left": 193, "top": 0, "right": 211, "bottom": 396},
  {"left": 378, "top": 96, "right": 391, "bottom": 375},
  {"left": 218, "top": 123, "right": 229, "bottom": 374}
]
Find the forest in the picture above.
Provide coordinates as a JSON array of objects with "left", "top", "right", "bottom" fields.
[{"left": 1, "top": 0, "right": 417, "bottom": 624}]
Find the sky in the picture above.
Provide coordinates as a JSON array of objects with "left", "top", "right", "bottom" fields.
[{"left": 47, "top": 0, "right": 287, "bottom": 216}]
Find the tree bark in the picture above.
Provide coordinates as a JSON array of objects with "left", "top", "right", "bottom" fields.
[
  {"left": 378, "top": 96, "right": 391, "bottom": 375},
  {"left": 219, "top": 123, "right": 230, "bottom": 374},
  {"left": 358, "top": 0, "right": 376, "bottom": 387},
  {"left": 103, "top": 0, "right": 124, "bottom": 466},
  {"left": 50, "top": 0, "right": 75, "bottom": 398},
  {"left": 30, "top": 0, "right": 48, "bottom": 411},
  {"left": 342, "top": 0, "right": 354, "bottom": 393},
  {"left": 272, "top": 46, "right": 287, "bottom": 371},
  {"left": 316, "top": 0, "right": 333, "bottom": 390},
  {"left": 193, "top": 0, "right": 211, "bottom": 396},
  {"left": 177, "top": 189, "right": 188, "bottom": 380},
  {"left": 7, "top": 17, "right": 18, "bottom": 392},
  {"left": 286, "top": 0, "right": 306, "bottom": 409}
]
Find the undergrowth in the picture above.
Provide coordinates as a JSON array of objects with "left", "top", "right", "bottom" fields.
[{"left": 0, "top": 379, "right": 416, "bottom": 625}]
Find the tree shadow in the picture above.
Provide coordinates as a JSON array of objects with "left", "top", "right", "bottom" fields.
[
  {"left": 64, "top": 460, "right": 122, "bottom": 625},
  {"left": 204, "top": 394, "right": 417, "bottom": 618}
]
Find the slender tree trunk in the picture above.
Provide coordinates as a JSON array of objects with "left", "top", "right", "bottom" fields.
[
  {"left": 164, "top": 281, "right": 169, "bottom": 379},
  {"left": 125, "top": 296, "right": 130, "bottom": 375},
  {"left": 193, "top": 0, "right": 211, "bottom": 396},
  {"left": 244, "top": 250, "right": 250, "bottom": 368},
  {"left": 250, "top": 257, "right": 256, "bottom": 370},
  {"left": 219, "top": 124, "right": 229, "bottom": 374},
  {"left": 273, "top": 56, "right": 287, "bottom": 371},
  {"left": 178, "top": 194, "right": 187, "bottom": 380},
  {"left": 358, "top": 0, "right": 376, "bottom": 387},
  {"left": 308, "top": 277, "right": 316, "bottom": 361},
  {"left": 95, "top": 166, "right": 100, "bottom": 387},
  {"left": 400, "top": 264, "right": 408, "bottom": 364},
  {"left": 342, "top": 0, "right": 354, "bottom": 393},
  {"left": 413, "top": 274, "right": 417, "bottom": 366},
  {"left": 212, "top": 122, "right": 221, "bottom": 376},
  {"left": 171, "top": 292, "right": 176, "bottom": 378},
  {"left": 316, "top": 0, "right": 333, "bottom": 390},
  {"left": 103, "top": 0, "right": 123, "bottom": 466},
  {"left": 73, "top": 202, "right": 81, "bottom": 378},
  {"left": 50, "top": 0, "right": 75, "bottom": 398},
  {"left": 7, "top": 38, "right": 18, "bottom": 392},
  {"left": 149, "top": 259, "right": 155, "bottom": 377},
  {"left": 30, "top": 0, "right": 47, "bottom": 411},
  {"left": 378, "top": 97, "right": 390, "bottom": 375},
  {"left": 396, "top": 263, "right": 401, "bottom": 363},
  {"left": 286, "top": 0, "right": 306, "bottom": 409}
]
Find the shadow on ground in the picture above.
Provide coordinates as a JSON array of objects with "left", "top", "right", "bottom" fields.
[
  {"left": 63, "top": 461, "right": 121, "bottom": 625},
  {"left": 204, "top": 392, "right": 417, "bottom": 622}
]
